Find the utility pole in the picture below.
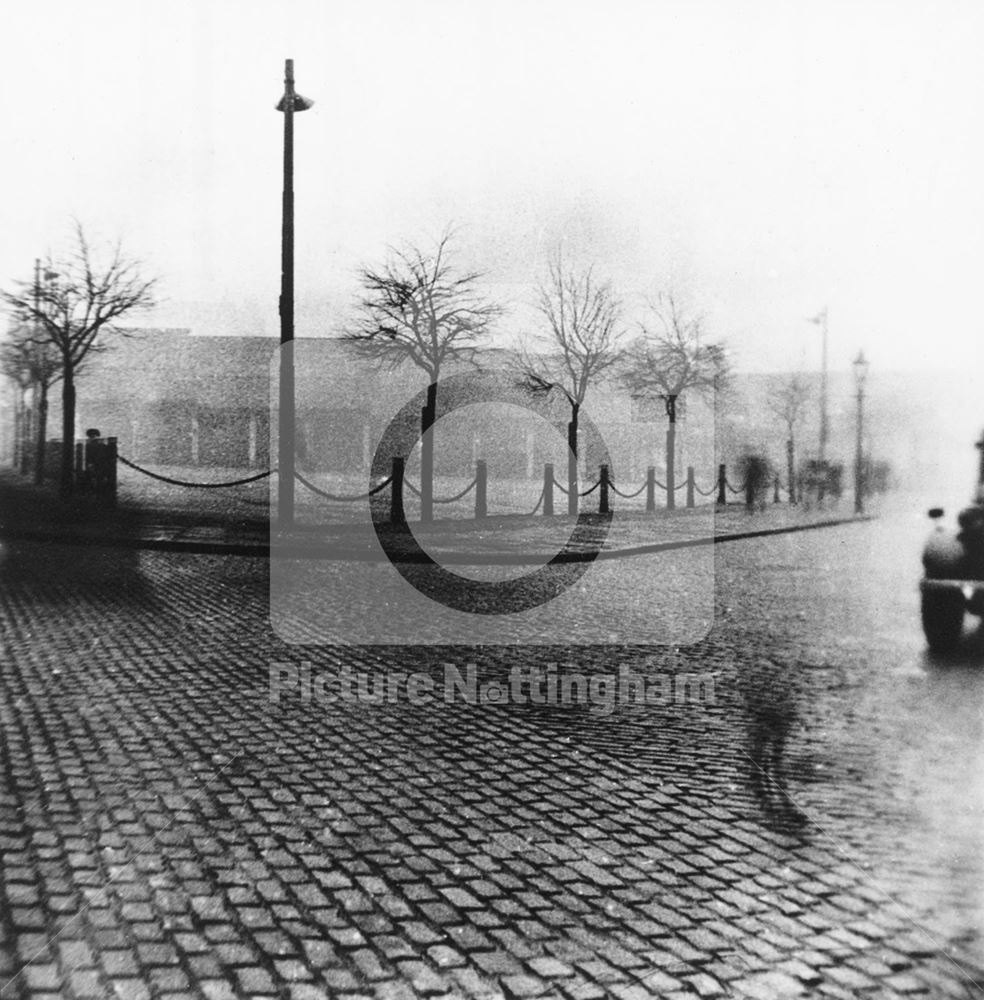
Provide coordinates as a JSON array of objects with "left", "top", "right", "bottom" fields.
[
  {"left": 853, "top": 350, "right": 869, "bottom": 514},
  {"left": 808, "top": 308, "right": 829, "bottom": 463},
  {"left": 276, "top": 58, "right": 313, "bottom": 529},
  {"left": 30, "top": 259, "right": 57, "bottom": 483},
  {"left": 31, "top": 259, "right": 41, "bottom": 480}
]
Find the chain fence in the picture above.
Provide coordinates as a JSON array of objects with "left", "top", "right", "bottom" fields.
[
  {"left": 403, "top": 477, "right": 478, "bottom": 504},
  {"left": 115, "top": 451, "right": 794, "bottom": 523},
  {"left": 294, "top": 470, "right": 393, "bottom": 502},
  {"left": 118, "top": 455, "right": 275, "bottom": 489},
  {"left": 608, "top": 479, "right": 649, "bottom": 500}
]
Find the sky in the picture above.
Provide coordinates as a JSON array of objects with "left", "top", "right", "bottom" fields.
[{"left": 2, "top": 0, "right": 984, "bottom": 378}]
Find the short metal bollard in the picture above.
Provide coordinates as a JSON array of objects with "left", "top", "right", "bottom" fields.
[
  {"left": 599, "top": 464, "right": 611, "bottom": 515},
  {"left": 543, "top": 462, "right": 554, "bottom": 517},
  {"left": 475, "top": 459, "right": 488, "bottom": 519},
  {"left": 390, "top": 456, "right": 406, "bottom": 523}
]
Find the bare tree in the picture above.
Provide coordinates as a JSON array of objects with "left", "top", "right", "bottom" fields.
[
  {"left": 1, "top": 332, "right": 34, "bottom": 475},
  {"left": 346, "top": 228, "right": 501, "bottom": 521},
  {"left": 1, "top": 326, "right": 61, "bottom": 483},
  {"left": 2, "top": 223, "right": 157, "bottom": 497},
  {"left": 519, "top": 255, "right": 624, "bottom": 514},
  {"left": 622, "top": 294, "right": 730, "bottom": 509},
  {"left": 767, "top": 372, "right": 812, "bottom": 504}
]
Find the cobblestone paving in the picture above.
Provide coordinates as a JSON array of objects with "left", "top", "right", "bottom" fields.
[{"left": 1, "top": 512, "right": 983, "bottom": 999}]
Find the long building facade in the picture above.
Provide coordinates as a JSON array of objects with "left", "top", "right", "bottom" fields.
[
  {"left": 0, "top": 327, "right": 957, "bottom": 493},
  {"left": 1, "top": 329, "right": 718, "bottom": 485}
]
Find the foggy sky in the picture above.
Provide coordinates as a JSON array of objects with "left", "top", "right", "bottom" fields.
[{"left": 3, "top": 0, "right": 983, "bottom": 378}]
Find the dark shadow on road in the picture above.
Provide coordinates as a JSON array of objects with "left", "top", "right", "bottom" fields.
[
  {"left": 0, "top": 535, "right": 157, "bottom": 610},
  {"left": 0, "top": 494, "right": 159, "bottom": 610},
  {"left": 0, "top": 472, "right": 161, "bottom": 609}
]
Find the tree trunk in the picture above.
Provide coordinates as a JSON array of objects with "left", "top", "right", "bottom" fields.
[
  {"left": 34, "top": 381, "right": 49, "bottom": 485},
  {"left": 20, "top": 388, "right": 33, "bottom": 475},
  {"left": 60, "top": 364, "right": 75, "bottom": 499},
  {"left": 665, "top": 421, "right": 676, "bottom": 509},
  {"left": 420, "top": 382, "right": 437, "bottom": 523},
  {"left": 786, "top": 436, "right": 795, "bottom": 504},
  {"left": 664, "top": 394, "right": 678, "bottom": 510},
  {"left": 13, "top": 391, "right": 23, "bottom": 473},
  {"left": 567, "top": 403, "right": 579, "bottom": 517}
]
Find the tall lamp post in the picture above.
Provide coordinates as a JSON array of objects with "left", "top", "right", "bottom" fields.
[
  {"left": 276, "top": 58, "right": 313, "bottom": 529},
  {"left": 853, "top": 350, "right": 869, "bottom": 514},
  {"left": 32, "top": 259, "right": 58, "bottom": 484}
]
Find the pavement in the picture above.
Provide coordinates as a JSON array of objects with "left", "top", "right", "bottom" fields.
[{"left": 0, "top": 469, "right": 877, "bottom": 558}]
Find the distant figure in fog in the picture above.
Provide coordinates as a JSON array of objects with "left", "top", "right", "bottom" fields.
[
  {"left": 740, "top": 660, "right": 808, "bottom": 832},
  {"left": 738, "top": 452, "right": 770, "bottom": 512}
]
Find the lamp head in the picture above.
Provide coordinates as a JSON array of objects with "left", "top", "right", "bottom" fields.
[
  {"left": 276, "top": 94, "right": 314, "bottom": 112},
  {"left": 276, "top": 57, "right": 313, "bottom": 112}
]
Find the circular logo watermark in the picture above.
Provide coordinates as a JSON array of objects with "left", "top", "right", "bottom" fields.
[{"left": 369, "top": 370, "right": 612, "bottom": 614}]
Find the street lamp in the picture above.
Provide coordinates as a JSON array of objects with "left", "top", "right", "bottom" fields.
[
  {"left": 32, "top": 259, "right": 58, "bottom": 484},
  {"left": 276, "top": 58, "right": 313, "bottom": 529},
  {"left": 852, "top": 350, "right": 870, "bottom": 514}
]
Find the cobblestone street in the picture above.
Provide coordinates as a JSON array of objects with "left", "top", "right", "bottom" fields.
[{"left": 1, "top": 508, "right": 983, "bottom": 999}]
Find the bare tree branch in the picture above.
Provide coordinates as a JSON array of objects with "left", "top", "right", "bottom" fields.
[
  {"left": 766, "top": 371, "right": 813, "bottom": 440},
  {"left": 1, "top": 221, "right": 157, "bottom": 496},
  {"left": 0, "top": 325, "right": 62, "bottom": 390},
  {"left": 518, "top": 252, "right": 625, "bottom": 409},
  {"left": 621, "top": 292, "right": 731, "bottom": 417},
  {"left": 517, "top": 252, "right": 625, "bottom": 513},
  {"left": 2, "top": 221, "right": 157, "bottom": 372},
  {"left": 345, "top": 227, "right": 501, "bottom": 381},
  {"left": 765, "top": 371, "right": 814, "bottom": 503},
  {"left": 344, "top": 226, "right": 500, "bottom": 522},
  {"left": 619, "top": 291, "right": 730, "bottom": 508}
]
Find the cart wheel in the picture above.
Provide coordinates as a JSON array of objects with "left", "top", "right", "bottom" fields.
[{"left": 921, "top": 590, "right": 965, "bottom": 652}]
